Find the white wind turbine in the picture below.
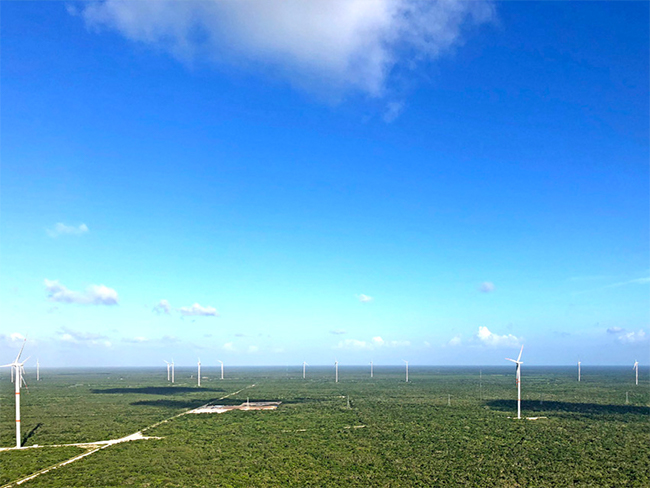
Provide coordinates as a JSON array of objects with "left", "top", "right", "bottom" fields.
[
  {"left": 171, "top": 359, "right": 175, "bottom": 384},
  {"left": 302, "top": 361, "right": 308, "bottom": 379},
  {"left": 197, "top": 358, "right": 201, "bottom": 387},
  {"left": 218, "top": 360, "right": 224, "bottom": 380},
  {"left": 37, "top": 359, "right": 40, "bottom": 382},
  {"left": 164, "top": 360, "right": 171, "bottom": 382},
  {"left": 505, "top": 345, "right": 524, "bottom": 419},
  {"left": 633, "top": 360, "right": 639, "bottom": 386},
  {"left": 1, "top": 339, "right": 30, "bottom": 448},
  {"left": 335, "top": 360, "right": 339, "bottom": 383},
  {"left": 370, "top": 360, "right": 373, "bottom": 378},
  {"left": 578, "top": 360, "right": 581, "bottom": 382},
  {"left": 403, "top": 360, "right": 409, "bottom": 382}
]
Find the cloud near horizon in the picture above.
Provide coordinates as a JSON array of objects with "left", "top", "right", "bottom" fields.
[
  {"left": 59, "top": 327, "right": 112, "bottom": 347},
  {"left": 475, "top": 326, "right": 521, "bottom": 348},
  {"left": 79, "top": 0, "right": 494, "bottom": 98},
  {"left": 44, "top": 279, "right": 118, "bottom": 306},
  {"left": 607, "top": 327, "right": 647, "bottom": 344},
  {"left": 358, "top": 294, "right": 373, "bottom": 303},
  {"left": 336, "top": 335, "right": 410, "bottom": 350},
  {"left": 179, "top": 303, "right": 219, "bottom": 316},
  {"left": 153, "top": 299, "right": 172, "bottom": 314}
]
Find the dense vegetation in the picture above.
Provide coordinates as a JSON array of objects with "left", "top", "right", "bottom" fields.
[{"left": 1, "top": 366, "right": 648, "bottom": 486}]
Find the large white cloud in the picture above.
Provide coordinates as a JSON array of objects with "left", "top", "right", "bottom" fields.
[
  {"left": 79, "top": 0, "right": 494, "bottom": 97},
  {"left": 44, "top": 279, "right": 118, "bottom": 305}
]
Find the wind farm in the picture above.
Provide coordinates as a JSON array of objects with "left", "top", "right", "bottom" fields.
[
  {"left": 1, "top": 342, "right": 648, "bottom": 487},
  {"left": 1, "top": 0, "right": 648, "bottom": 486}
]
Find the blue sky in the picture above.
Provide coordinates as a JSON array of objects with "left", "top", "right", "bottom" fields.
[{"left": 1, "top": 1, "right": 648, "bottom": 367}]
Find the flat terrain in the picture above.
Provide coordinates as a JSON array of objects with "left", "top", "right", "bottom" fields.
[{"left": 1, "top": 366, "right": 648, "bottom": 487}]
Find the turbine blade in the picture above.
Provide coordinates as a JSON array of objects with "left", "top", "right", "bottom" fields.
[
  {"left": 14, "top": 338, "right": 27, "bottom": 363},
  {"left": 505, "top": 358, "right": 516, "bottom": 363},
  {"left": 517, "top": 345, "right": 524, "bottom": 362}
]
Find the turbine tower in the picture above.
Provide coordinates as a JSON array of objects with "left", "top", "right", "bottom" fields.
[
  {"left": 197, "top": 358, "right": 201, "bottom": 387},
  {"left": 370, "top": 360, "right": 373, "bottom": 378},
  {"left": 37, "top": 359, "right": 40, "bottom": 382},
  {"left": 578, "top": 360, "right": 581, "bottom": 382},
  {"left": 164, "top": 360, "right": 171, "bottom": 382},
  {"left": 171, "top": 359, "right": 175, "bottom": 384},
  {"left": 505, "top": 345, "right": 524, "bottom": 419},
  {"left": 335, "top": 360, "right": 339, "bottom": 383},
  {"left": 633, "top": 360, "right": 639, "bottom": 386},
  {"left": 403, "top": 360, "right": 409, "bottom": 382},
  {"left": 218, "top": 360, "right": 224, "bottom": 380},
  {"left": 1, "top": 338, "right": 30, "bottom": 448},
  {"left": 302, "top": 361, "right": 308, "bottom": 379}
]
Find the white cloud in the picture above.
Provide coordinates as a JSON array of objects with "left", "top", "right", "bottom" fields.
[
  {"left": 618, "top": 330, "right": 647, "bottom": 344},
  {"left": 248, "top": 345, "right": 259, "bottom": 354},
  {"left": 336, "top": 335, "right": 409, "bottom": 350},
  {"left": 358, "top": 294, "right": 373, "bottom": 303},
  {"left": 448, "top": 335, "right": 461, "bottom": 346},
  {"left": 575, "top": 276, "right": 650, "bottom": 295},
  {"left": 179, "top": 303, "right": 219, "bottom": 316},
  {"left": 44, "top": 279, "right": 118, "bottom": 305},
  {"left": 607, "top": 326, "right": 625, "bottom": 334},
  {"left": 79, "top": 0, "right": 493, "bottom": 98},
  {"left": 607, "top": 277, "right": 650, "bottom": 288},
  {"left": 479, "top": 282, "right": 495, "bottom": 293},
  {"left": 383, "top": 101, "right": 404, "bottom": 122},
  {"left": 134, "top": 336, "right": 148, "bottom": 342},
  {"left": 58, "top": 328, "right": 111, "bottom": 347},
  {"left": 337, "top": 339, "right": 372, "bottom": 350},
  {"left": 607, "top": 328, "right": 647, "bottom": 344},
  {"left": 153, "top": 299, "right": 171, "bottom": 314},
  {"left": 475, "top": 326, "right": 521, "bottom": 348},
  {"left": 9, "top": 332, "right": 25, "bottom": 342},
  {"left": 330, "top": 329, "right": 347, "bottom": 335},
  {"left": 47, "top": 223, "right": 89, "bottom": 237},
  {"left": 223, "top": 342, "right": 235, "bottom": 351}
]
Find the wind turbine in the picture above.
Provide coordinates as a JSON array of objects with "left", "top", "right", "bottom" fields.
[
  {"left": 403, "top": 360, "right": 409, "bottom": 382},
  {"left": 164, "top": 360, "right": 171, "bottom": 382},
  {"left": 370, "top": 360, "right": 373, "bottom": 378},
  {"left": 506, "top": 345, "right": 524, "bottom": 419},
  {"left": 578, "top": 360, "right": 581, "bottom": 382},
  {"left": 218, "top": 360, "right": 224, "bottom": 380},
  {"left": 302, "top": 361, "right": 308, "bottom": 379},
  {"left": 633, "top": 360, "right": 639, "bottom": 386},
  {"left": 197, "top": 358, "right": 201, "bottom": 387},
  {"left": 335, "top": 360, "right": 339, "bottom": 383},
  {"left": 1, "top": 339, "right": 30, "bottom": 447},
  {"left": 37, "top": 359, "right": 40, "bottom": 382},
  {"left": 171, "top": 359, "right": 175, "bottom": 384}
]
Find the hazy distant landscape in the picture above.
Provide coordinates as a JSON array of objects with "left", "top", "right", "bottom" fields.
[{"left": 1, "top": 367, "right": 648, "bottom": 486}]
